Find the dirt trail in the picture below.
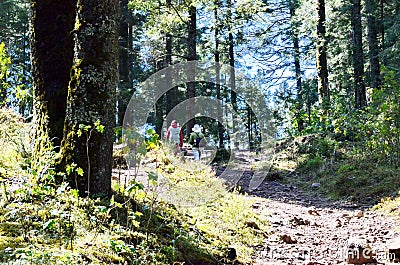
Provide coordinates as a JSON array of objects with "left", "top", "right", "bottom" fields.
[
  {"left": 113, "top": 150, "right": 400, "bottom": 265},
  {"left": 227, "top": 166, "right": 400, "bottom": 265}
]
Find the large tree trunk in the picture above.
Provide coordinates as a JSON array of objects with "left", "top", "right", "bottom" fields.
[
  {"left": 214, "top": 0, "right": 224, "bottom": 148},
  {"left": 289, "top": 0, "right": 304, "bottom": 132},
  {"left": 154, "top": 60, "right": 164, "bottom": 135},
  {"left": 227, "top": 0, "right": 236, "bottom": 112},
  {"left": 59, "top": 0, "right": 119, "bottom": 197},
  {"left": 227, "top": 0, "right": 239, "bottom": 148},
  {"left": 380, "top": 0, "right": 384, "bottom": 49},
  {"left": 227, "top": 0, "right": 237, "bottom": 112},
  {"left": 186, "top": 4, "right": 196, "bottom": 136},
  {"left": 165, "top": 0, "right": 175, "bottom": 125},
  {"left": 366, "top": 0, "right": 381, "bottom": 89},
  {"left": 351, "top": 0, "right": 367, "bottom": 108},
  {"left": 117, "top": 0, "right": 132, "bottom": 127},
  {"left": 30, "top": 0, "right": 76, "bottom": 149},
  {"left": 316, "top": 0, "right": 329, "bottom": 110}
]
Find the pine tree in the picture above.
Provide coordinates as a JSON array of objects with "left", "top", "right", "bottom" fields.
[
  {"left": 351, "top": 0, "right": 366, "bottom": 108},
  {"left": 59, "top": 0, "right": 119, "bottom": 197},
  {"left": 316, "top": 0, "right": 329, "bottom": 110},
  {"left": 30, "top": 0, "right": 76, "bottom": 149}
]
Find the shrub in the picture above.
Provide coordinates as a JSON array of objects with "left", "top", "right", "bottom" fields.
[
  {"left": 302, "top": 155, "right": 323, "bottom": 171},
  {"left": 0, "top": 108, "right": 31, "bottom": 178}
]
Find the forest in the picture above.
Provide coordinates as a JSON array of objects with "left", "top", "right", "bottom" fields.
[{"left": 1, "top": 0, "right": 400, "bottom": 264}]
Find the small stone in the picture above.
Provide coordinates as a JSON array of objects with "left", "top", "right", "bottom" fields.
[
  {"left": 245, "top": 221, "right": 260, "bottom": 230},
  {"left": 311, "top": 183, "right": 320, "bottom": 189},
  {"left": 355, "top": 210, "right": 364, "bottom": 218},
  {"left": 308, "top": 209, "right": 320, "bottom": 216},
  {"left": 226, "top": 246, "right": 237, "bottom": 260},
  {"left": 281, "top": 234, "right": 297, "bottom": 244},
  {"left": 290, "top": 216, "right": 310, "bottom": 226}
]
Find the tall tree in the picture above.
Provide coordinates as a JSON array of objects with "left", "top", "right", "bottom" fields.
[
  {"left": 186, "top": 3, "right": 197, "bottom": 136},
  {"left": 0, "top": 42, "right": 11, "bottom": 105},
  {"left": 351, "top": 0, "right": 366, "bottom": 108},
  {"left": 165, "top": 0, "right": 174, "bottom": 123},
  {"left": 118, "top": 0, "right": 133, "bottom": 126},
  {"left": 227, "top": 0, "right": 237, "bottom": 112},
  {"left": 226, "top": 0, "right": 239, "bottom": 148},
  {"left": 365, "top": 0, "right": 381, "bottom": 89},
  {"left": 59, "top": 0, "right": 119, "bottom": 197},
  {"left": 316, "top": 0, "right": 329, "bottom": 110},
  {"left": 214, "top": 0, "right": 224, "bottom": 148},
  {"left": 289, "top": 0, "right": 303, "bottom": 132},
  {"left": 30, "top": 0, "right": 76, "bottom": 149},
  {"left": 1, "top": 1, "right": 31, "bottom": 114}
]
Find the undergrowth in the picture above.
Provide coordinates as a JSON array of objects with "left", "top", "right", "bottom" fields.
[
  {"left": 272, "top": 134, "right": 400, "bottom": 205},
  {"left": 0, "top": 108, "right": 31, "bottom": 178},
  {"left": 0, "top": 110, "right": 268, "bottom": 264},
  {"left": 372, "top": 194, "right": 400, "bottom": 216}
]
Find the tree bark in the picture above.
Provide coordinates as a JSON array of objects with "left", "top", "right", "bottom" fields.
[
  {"left": 186, "top": 4, "right": 196, "bottom": 136},
  {"left": 366, "top": 0, "right": 381, "bottom": 89},
  {"left": 289, "top": 0, "right": 304, "bottom": 132},
  {"left": 214, "top": 0, "right": 224, "bottom": 148},
  {"left": 117, "top": 0, "right": 132, "bottom": 127},
  {"left": 351, "top": 0, "right": 367, "bottom": 108},
  {"left": 227, "top": 0, "right": 239, "bottom": 148},
  {"left": 165, "top": 0, "right": 174, "bottom": 124},
  {"left": 30, "top": 0, "right": 76, "bottom": 149},
  {"left": 154, "top": 60, "right": 164, "bottom": 135},
  {"left": 59, "top": 0, "right": 119, "bottom": 197},
  {"left": 316, "top": 0, "right": 329, "bottom": 110},
  {"left": 227, "top": 0, "right": 237, "bottom": 112}
]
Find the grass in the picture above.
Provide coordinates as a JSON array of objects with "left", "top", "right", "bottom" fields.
[
  {"left": 183, "top": 193, "right": 268, "bottom": 264},
  {"left": 133, "top": 146, "right": 269, "bottom": 264},
  {"left": 0, "top": 109, "right": 269, "bottom": 264},
  {"left": 0, "top": 108, "right": 31, "bottom": 178},
  {"left": 372, "top": 194, "right": 400, "bottom": 216},
  {"left": 270, "top": 134, "right": 400, "bottom": 205}
]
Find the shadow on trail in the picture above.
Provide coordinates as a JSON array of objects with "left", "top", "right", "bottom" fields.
[
  {"left": 216, "top": 159, "right": 400, "bottom": 265},
  {"left": 215, "top": 161, "right": 368, "bottom": 213}
]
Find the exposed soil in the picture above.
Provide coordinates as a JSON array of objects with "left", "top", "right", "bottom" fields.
[
  {"left": 226, "top": 164, "right": 400, "bottom": 265},
  {"left": 112, "top": 149, "right": 400, "bottom": 265}
]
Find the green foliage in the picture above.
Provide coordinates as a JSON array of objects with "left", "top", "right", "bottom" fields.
[
  {"left": 361, "top": 69, "right": 400, "bottom": 167},
  {"left": 184, "top": 191, "right": 268, "bottom": 264},
  {"left": 0, "top": 108, "right": 31, "bottom": 178},
  {"left": 302, "top": 155, "right": 323, "bottom": 171},
  {"left": 139, "top": 148, "right": 269, "bottom": 264},
  {"left": 0, "top": 42, "right": 11, "bottom": 105},
  {"left": 274, "top": 78, "right": 320, "bottom": 137},
  {"left": 0, "top": 1, "right": 32, "bottom": 115},
  {"left": 143, "top": 128, "right": 159, "bottom": 150},
  {"left": 296, "top": 135, "right": 337, "bottom": 159},
  {"left": 329, "top": 69, "right": 400, "bottom": 168},
  {"left": 1, "top": 116, "right": 266, "bottom": 264},
  {"left": 373, "top": 191, "right": 400, "bottom": 217},
  {"left": 337, "top": 163, "right": 354, "bottom": 173}
]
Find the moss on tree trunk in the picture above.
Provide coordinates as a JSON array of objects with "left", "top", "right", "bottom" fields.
[
  {"left": 59, "top": 0, "right": 119, "bottom": 197},
  {"left": 30, "top": 0, "right": 76, "bottom": 151}
]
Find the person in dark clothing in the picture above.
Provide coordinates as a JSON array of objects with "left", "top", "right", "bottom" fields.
[{"left": 188, "top": 124, "right": 205, "bottom": 161}]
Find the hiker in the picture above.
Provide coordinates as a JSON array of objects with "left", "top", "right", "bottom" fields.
[
  {"left": 189, "top": 124, "right": 206, "bottom": 161},
  {"left": 166, "top": 120, "right": 183, "bottom": 155}
]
